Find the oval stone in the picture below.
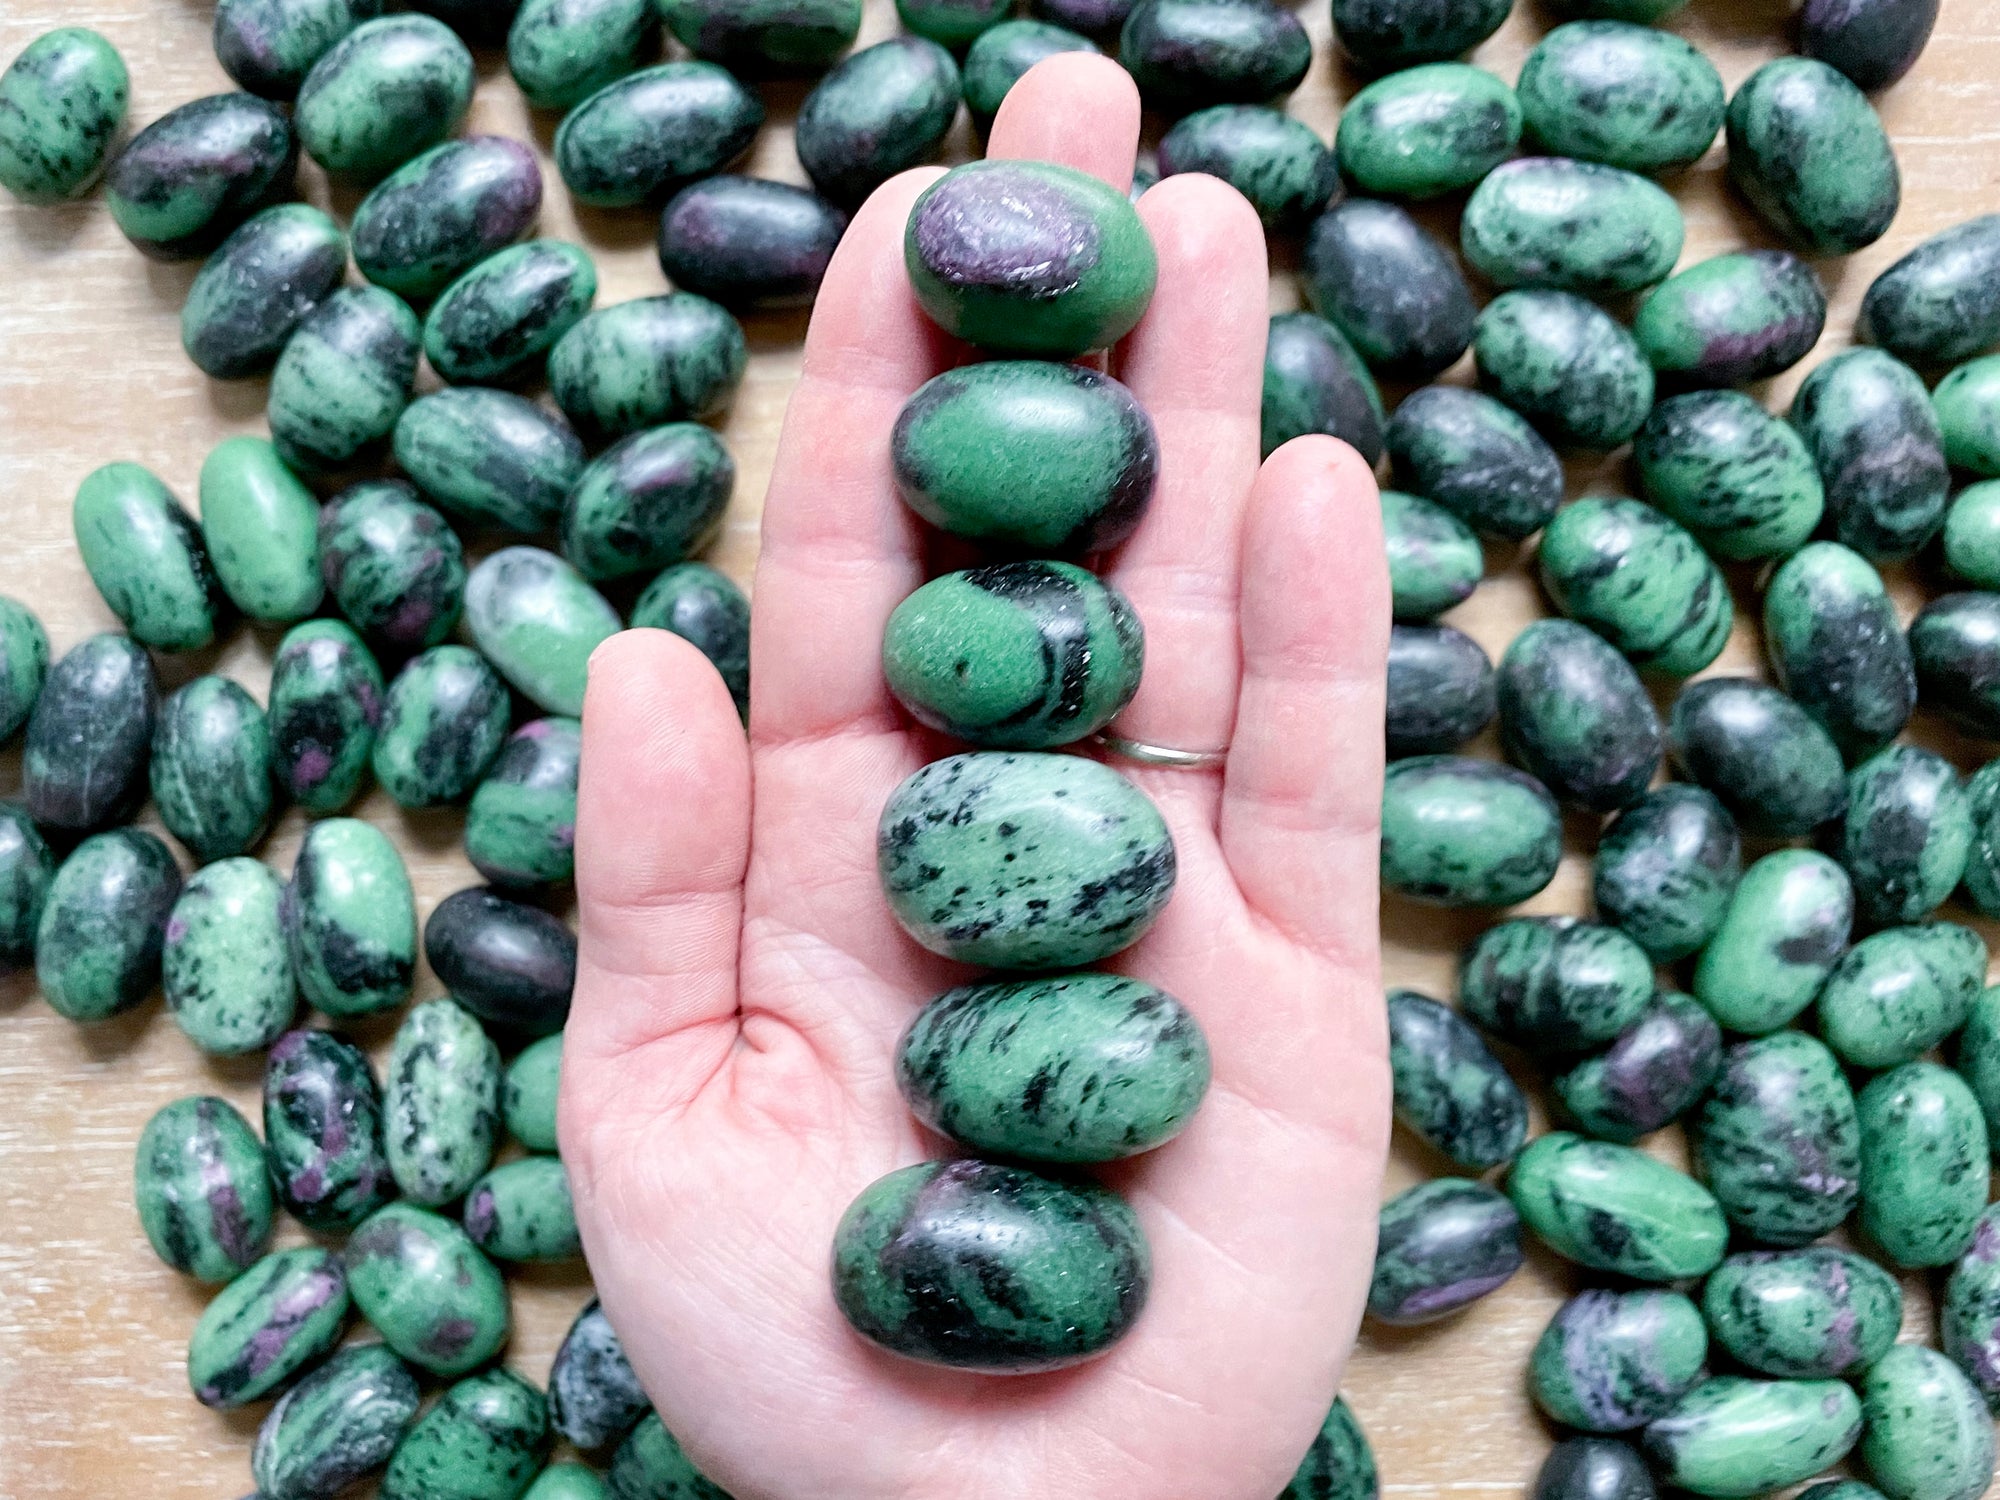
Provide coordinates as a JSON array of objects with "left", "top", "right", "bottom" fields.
[
  {"left": 1593, "top": 786, "right": 1741, "bottom": 963},
  {"left": 1861, "top": 213, "right": 2000, "bottom": 369},
  {"left": 351, "top": 135, "right": 543, "bottom": 299},
  {"left": 1497, "top": 618, "right": 1660, "bottom": 811},
  {"left": 380, "top": 1369, "right": 549, "bottom": 1500},
  {"left": 24, "top": 632, "right": 157, "bottom": 831},
  {"left": 386, "top": 997, "right": 501, "bottom": 1204},
  {"left": 1727, "top": 57, "right": 1899, "bottom": 254},
  {"left": 319, "top": 480, "right": 465, "bottom": 654},
  {"left": 1958, "top": 981, "right": 2000, "bottom": 1141},
  {"left": 1913, "top": 592, "right": 2000, "bottom": 737},
  {"left": 425, "top": 887, "right": 576, "bottom": 1037},
  {"left": 554, "top": 62, "right": 761, "bottom": 209},
  {"left": 464, "top": 1155, "right": 579, "bottom": 1263},
  {"left": 892, "top": 361, "right": 1158, "bottom": 553},
  {"left": 797, "top": 37, "right": 960, "bottom": 208},
  {"left": 467, "top": 719, "right": 581, "bottom": 889},
  {"left": 0, "top": 806, "right": 53, "bottom": 972},
  {"left": 1792, "top": 347, "right": 1950, "bottom": 560},
  {"left": 105, "top": 92, "right": 296, "bottom": 259},
  {"left": 1859, "top": 1061, "right": 1990, "bottom": 1268},
  {"left": 252, "top": 1342, "right": 420, "bottom": 1500},
  {"left": 1859, "top": 1344, "right": 1996, "bottom": 1500},
  {"left": 1530, "top": 1288, "right": 1707, "bottom": 1431},
  {"left": 1336, "top": 63, "right": 1520, "bottom": 200},
  {"left": 506, "top": 0, "right": 651, "bottom": 110},
  {"left": 463, "top": 547, "right": 619, "bottom": 718},
  {"left": 1537, "top": 497, "right": 1732, "bottom": 677},
  {"left": 1702, "top": 1247, "right": 1902, "bottom": 1379},
  {"left": 878, "top": 751, "right": 1174, "bottom": 969},
  {"left": 1667, "top": 677, "right": 1847, "bottom": 836},
  {"left": 1693, "top": 1032, "right": 1861, "bottom": 1246},
  {"left": 1461, "top": 157, "right": 1684, "bottom": 297},
  {"left": 1381, "top": 490, "right": 1479, "bottom": 622},
  {"left": 37, "top": 829, "right": 179, "bottom": 1022},
  {"left": 1840, "top": 750, "right": 1972, "bottom": 926},
  {"left": 1386, "top": 385, "right": 1563, "bottom": 540},
  {"left": 1279, "top": 1396, "right": 1379, "bottom": 1500},
  {"left": 1943, "top": 1202, "right": 2000, "bottom": 1411},
  {"left": 964, "top": 19, "right": 1100, "bottom": 127},
  {"left": 1261, "top": 311, "right": 1384, "bottom": 465},
  {"left": 1160, "top": 105, "right": 1338, "bottom": 231},
  {"left": 504, "top": 1033, "right": 564, "bottom": 1154},
  {"left": 1945, "top": 483, "right": 2000, "bottom": 588},
  {"left": 295, "top": 15, "right": 473, "bottom": 178},
  {"left": 832, "top": 1158, "right": 1149, "bottom": 1372},
  {"left": 1517, "top": 21, "right": 1723, "bottom": 173},
  {"left": 562, "top": 424, "right": 733, "bottom": 583},
  {"left": 1119, "top": 0, "right": 1310, "bottom": 111},
  {"left": 1643, "top": 1377, "right": 1862, "bottom": 1498},
  {"left": 0, "top": 27, "right": 127, "bottom": 201},
  {"left": 424, "top": 239, "right": 596, "bottom": 385},
  {"left": 608, "top": 1414, "right": 730, "bottom": 1500},
  {"left": 0, "top": 598, "right": 48, "bottom": 744},
  {"left": 897, "top": 0, "right": 1008, "bottom": 47},
  {"left": 346, "top": 1201, "right": 510, "bottom": 1375},
  {"left": 1636, "top": 391, "right": 1824, "bottom": 560},
  {"left": 1387, "top": 988, "right": 1527, "bottom": 1171},
  {"left": 659, "top": 0, "right": 861, "bottom": 72},
  {"left": 198, "top": 436, "right": 323, "bottom": 623},
  {"left": 163, "top": 857, "right": 295, "bottom": 1056},
  {"left": 213, "top": 0, "right": 380, "bottom": 100},
  {"left": 1763, "top": 543, "right": 1913, "bottom": 761},
  {"left": 1459, "top": 916, "right": 1654, "bottom": 1055},
  {"left": 1967, "top": 762, "right": 2000, "bottom": 917},
  {"left": 1802, "top": 0, "right": 1939, "bottom": 90},
  {"left": 526, "top": 1463, "right": 606, "bottom": 1500},
  {"left": 630, "top": 562, "right": 751, "bottom": 717},
  {"left": 372, "top": 645, "right": 512, "bottom": 807},
  {"left": 150, "top": 677, "right": 271, "bottom": 863},
  {"left": 1634, "top": 250, "right": 1826, "bottom": 391},
  {"left": 264, "top": 1027, "right": 395, "bottom": 1231},
  {"left": 181, "top": 203, "right": 347, "bottom": 379},
  {"left": 72, "top": 463, "right": 220, "bottom": 652},
  {"left": 1369, "top": 1178, "right": 1522, "bottom": 1326},
  {"left": 1692, "top": 850, "right": 1852, "bottom": 1034},
  {"left": 1304, "top": 199, "right": 1475, "bottom": 379},
  {"left": 549, "top": 1299, "right": 647, "bottom": 1453},
  {"left": 268, "top": 620, "right": 384, "bottom": 812},
  {"left": 1380, "top": 755, "right": 1562, "bottom": 907},
  {"left": 135, "top": 1095, "right": 274, "bottom": 1284},
  {"left": 1386, "top": 623, "right": 1495, "bottom": 757},
  {"left": 1935, "top": 355, "right": 2000, "bottom": 477},
  {"left": 287, "top": 817, "right": 416, "bottom": 1016},
  {"left": 657, "top": 174, "right": 845, "bottom": 310},
  {"left": 187, "top": 1246, "right": 349, "bottom": 1408},
  {"left": 1534, "top": 1440, "right": 1659, "bottom": 1500},
  {"left": 1508, "top": 1132, "right": 1728, "bottom": 1280},
  {"left": 549, "top": 294, "right": 746, "bottom": 442},
  {"left": 1553, "top": 991, "right": 1722, "bottom": 1143},
  {"left": 1329, "top": 0, "right": 1509, "bottom": 70},
  {"left": 1474, "top": 289, "right": 1654, "bottom": 449},
  {"left": 395, "top": 388, "right": 585, "bottom": 534},
  {"left": 268, "top": 286, "right": 422, "bottom": 474}
]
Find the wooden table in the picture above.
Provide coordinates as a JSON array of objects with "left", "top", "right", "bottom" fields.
[{"left": 3, "top": 1, "right": 1998, "bottom": 1495}]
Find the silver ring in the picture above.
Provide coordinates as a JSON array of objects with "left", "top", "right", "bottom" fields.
[{"left": 1093, "top": 731, "right": 1230, "bottom": 770}]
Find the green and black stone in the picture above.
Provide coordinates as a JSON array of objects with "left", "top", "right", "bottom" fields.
[
  {"left": 268, "top": 621, "right": 383, "bottom": 813},
  {"left": 23, "top": 632, "right": 157, "bottom": 831},
  {"left": 1279, "top": 1396, "right": 1379, "bottom": 1500},
  {"left": 1461, "top": 157, "right": 1683, "bottom": 298},
  {"left": 1634, "top": 250, "right": 1826, "bottom": 391},
  {"left": 1119, "top": 0, "right": 1310, "bottom": 112},
  {"left": 264, "top": 1026, "right": 395, "bottom": 1231},
  {"left": 286, "top": 816, "right": 416, "bottom": 1016},
  {"left": 72, "top": 463, "right": 220, "bottom": 653},
  {"left": 252, "top": 1342, "right": 420, "bottom": 1500},
  {"left": 269, "top": 287, "right": 422, "bottom": 474},
  {"left": 134, "top": 1095, "right": 274, "bottom": 1284},
  {"left": 1861, "top": 213, "right": 2000, "bottom": 368},
  {"left": 1838, "top": 748, "right": 1972, "bottom": 927},
  {"left": 963, "top": 19, "right": 1100, "bottom": 127},
  {"left": 163, "top": 858, "right": 294, "bottom": 1056},
  {"left": 1802, "top": 0, "right": 1940, "bottom": 90},
  {"left": 659, "top": 0, "right": 862, "bottom": 73},
  {"left": 425, "top": 886, "right": 575, "bottom": 1037},
  {"left": 1727, "top": 57, "right": 1900, "bottom": 254},
  {"left": 0, "top": 597, "right": 48, "bottom": 743},
  {"left": 1945, "top": 482, "right": 2000, "bottom": 588},
  {"left": 464, "top": 1155, "right": 580, "bottom": 1262},
  {"left": 1386, "top": 623, "right": 1495, "bottom": 758},
  {"left": 1387, "top": 988, "right": 1527, "bottom": 1170},
  {"left": 1386, "top": 384, "right": 1563, "bottom": 540},
  {"left": 0, "top": 805, "right": 53, "bottom": 972},
  {"left": 1507, "top": 1132, "right": 1727, "bottom": 1280},
  {"left": 1644, "top": 1377, "right": 1863, "bottom": 1497},
  {"left": 1262, "top": 311, "right": 1384, "bottom": 464},
  {"left": 410, "top": 0, "right": 522, "bottom": 46},
  {"left": 1702, "top": 1246, "right": 1902, "bottom": 1379},
  {"left": 1381, "top": 490, "right": 1479, "bottom": 622},
  {"left": 1636, "top": 390, "right": 1825, "bottom": 560},
  {"left": 550, "top": 1300, "right": 649, "bottom": 1453},
  {"left": 385, "top": 997, "right": 502, "bottom": 1204},
  {"left": 1304, "top": 199, "right": 1475, "bottom": 379},
  {"left": 1380, "top": 755, "right": 1562, "bottom": 907},
  {"left": 1536, "top": 497, "right": 1732, "bottom": 678},
  {"left": 0, "top": 27, "right": 127, "bottom": 201},
  {"left": 1458, "top": 915, "right": 1654, "bottom": 1055},
  {"left": 1529, "top": 1287, "right": 1707, "bottom": 1431},
  {"left": 796, "top": 37, "right": 961, "bottom": 208},
  {"left": 181, "top": 203, "right": 348, "bottom": 380},
  {"left": 1497, "top": 618, "right": 1661, "bottom": 811},
  {"left": 1516, "top": 21, "right": 1724, "bottom": 174},
  {"left": 105, "top": 92, "right": 295, "bottom": 259},
  {"left": 424, "top": 239, "right": 597, "bottom": 386},
  {"left": 1857, "top": 1060, "right": 1988, "bottom": 1268},
  {"left": 150, "top": 677, "right": 272, "bottom": 863},
  {"left": 1935, "top": 355, "right": 2000, "bottom": 476},
  {"left": 507, "top": 0, "right": 654, "bottom": 111},
  {"left": 1473, "top": 288, "right": 1653, "bottom": 449},
  {"left": 395, "top": 389, "right": 584, "bottom": 535},
  {"left": 346, "top": 1201, "right": 511, "bottom": 1376},
  {"left": 1943, "top": 1201, "right": 2000, "bottom": 1412},
  {"left": 351, "top": 135, "right": 544, "bottom": 299},
  {"left": 1763, "top": 542, "right": 1914, "bottom": 761},
  {"left": 554, "top": 62, "right": 763, "bottom": 209},
  {"left": 1667, "top": 676, "right": 1847, "bottom": 836},
  {"left": 1792, "top": 347, "right": 1950, "bottom": 560},
  {"left": 897, "top": 0, "right": 1009, "bottom": 48},
  {"left": 320, "top": 480, "right": 465, "bottom": 655},
  {"left": 631, "top": 563, "right": 750, "bottom": 716},
  {"left": 1553, "top": 991, "right": 1722, "bottom": 1143},
  {"left": 1966, "top": 762, "right": 2000, "bottom": 917},
  {"left": 503, "top": 1034, "right": 563, "bottom": 1152},
  {"left": 467, "top": 719, "right": 580, "bottom": 888},
  {"left": 608, "top": 1412, "right": 732, "bottom": 1499},
  {"left": 1958, "top": 982, "right": 2000, "bottom": 1143},
  {"left": 1910, "top": 592, "right": 2000, "bottom": 736},
  {"left": 1859, "top": 1344, "right": 1996, "bottom": 1500},
  {"left": 294, "top": 15, "right": 474, "bottom": 179},
  {"left": 213, "top": 0, "right": 380, "bottom": 100},
  {"left": 1160, "top": 105, "right": 1340, "bottom": 231},
  {"left": 1592, "top": 785, "right": 1741, "bottom": 963},
  {"left": 1330, "top": 0, "right": 1509, "bottom": 70},
  {"left": 1336, "top": 63, "right": 1520, "bottom": 200},
  {"left": 659, "top": 175, "right": 846, "bottom": 310},
  {"left": 187, "top": 1246, "right": 350, "bottom": 1408},
  {"left": 1533, "top": 1440, "right": 1657, "bottom": 1500},
  {"left": 198, "top": 435, "right": 324, "bottom": 624},
  {"left": 463, "top": 547, "right": 620, "bottom": 718},
  {"left": 551, "top": 295, "right": 746, "bottom": 444},
  {"left": 563, "top": 423, "right": 734, "bottom": 583},
  {"left": 380, "top": 1368, "right": 550, "bottom": 1500},
  {"left": 1692, "top": 849, "right": 1852, "bottom": 1034},
  {"left": 1369, "top": 1178, "right": 1522, "bottom": 1325},
  {"left": 832, "top": 1158, "right": 1150, "bottom": 1371},
  {"left": 37, "top": 830, "right": 179, "bottom": 1023},
  {"left": 371, "top": 645, "right": 513, "bottom": 808}
]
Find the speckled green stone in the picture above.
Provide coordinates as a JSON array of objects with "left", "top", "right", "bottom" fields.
[
  {"left": 295, "top": 15, "right": 473, "bottom": 178},
  {"left": 463, "top": 548, "right": 619, "bottom": 719},
  {"left": 1459, "top": 916, "right": 1653, "bottom": 1055},
  {"left": 1461, "top": 158, "right": 1684, "bottom": 298},
  {"left": 1793, "top": 348, "right": 1950, "bottom": 560},
  {"left": 1119, "top": 0, "right": 1310, "bottom": 111},
  {"left": 395, "top": 389, "right": 585, "bottom": 535},
  {"left": 1381, "top": 755, "right": 1562, "bottom": 907},
  {"left": 1262, "top": 311, "right": 1384, "bottom": 465},
  {"left": 1839, "top": 751, "right": 1972, "bottom": 928},
  {"left": 882, "top": 562, "right": 1142, "bottom": 750},
  {"left": 1936, "top": 355, "right": 2000, "bottom": 477},
  {"left": 1727, "top": 57, "right": 1899, "bottom": 254},
  {"left": 797, "top": 36, "right": 960, "bottom": 208},
  {"left": 607, "top": 1413, "right": 729, "bottom": 1499},
  {"left": 319, "top": 480, "right": 465, "bottom": 654},
  {"left": 1530, "top": 1288, "right": 1707, "bottom": 1431},
  {"left": 287, "top": 817, "right": 416, "bottom": 1016},
  {"left": 346, "top": 1202, "right": 510, "bottom": 1375},
  {"left": 1380, "top": 490, "right": 1478, "bottom": 623},
  {"left": 72, "top": 463, "right": 219, "bottom": 653},
  {"left": 1913, "top": 592, "right": 2000, "bottom": 735},
  {"left": 1644, "top": 1377, "right": 1862, "bottom": 1499},
  {"left": 22, "top": 633, "right": 155, "bottom": 832},
  {"left": 1304, "top": 198, "right": 1476, "bottom": 380},
  {"left": 897, "top": 0, "right": 1006, "bottom": 46},
  {"left": 1593, "top": 787, "right": 1739, "bottom": 963},
  {"left": 105, "top": 92, "right": 296, "bottom": 260},
  {"left": 0, "top": 598, "right": 47, "bottom": 744},
  {"left": 661, "top": 0, "right": 860, "bottom": 71},
  {"left": 1693, "top": 1032, "right": 1861, "bottom": 1245},
  {"left": 549, "top": 296, "right": 745, "bottom": 443},
  {"left": 1497, "top": 619, "right": 1661, "bottom": 812},
  {"left": 562, "top": 425, "right": 733, "bottom": 584},
  {"left": 264, "top": 1026, "right": 395, "bottom": 1231},
  {"left": 1554, "top": 991, "right": 1722, "bottom": 1143},
  {"left": 878, "top": 752, "right": 1174, "bottom": 969},
  {"left": 1517, "top": 22, "right": 1723, "bottom": 174},
  {"left": 0, "top": 28, "right": 127, "bottom": 201},
  {"left": 1387, "top": 988, "right": 1526, "bottom": 1169},
  {"left": 386, "top": 997, "right": 501, "bottom": 1206},
  {"left": 1635, "top": 250, "right": 1827, "bottom": 392},
  {"left": 1636, "top": 391, "right": 1825, "bottom": 560},
  {"left": 1278, "top": 1396, "right": 1378, "bottom": 1500},
  {"left": 0, "top": 805, "right": 52, "bottom": 972},
  {"left": 553, "top": 63, "right": 761, "bottom": 210},
  {"left": 1537, "top": 498, "right": 1731, "bottom": 677},
  {"left": 1860, "top": 1344, "right": 1997, "bottom": 1500},
  {"left": 213, "top": 0, "right": 381, "bottom": 99},
  {"left": 1946, "top": 483, "right": 2000, "bottom": 588},
  {"left": 135, "top": 1095, "right": 274, "bottom": 1284},
  {"left": 1336, "top": 63, "right": 1519, "bottom": 200},
  {"left": 1764, "top": 544, "right": 1914, "bottom": 762},
  {"left": 199, "top": 437, "right": 323, "bottom": 623},
  {"left": 1387, "top": 622, "right": 1495, "bottom": 757},
  {"left": 1693, "top": 851, "right": 1851, "bottom": 1034},
  {"left": 528, "top": 1465, "right": 608, "bottom": 1500},
  {"left": 548, "top": 1301, "right": 645, "bottom": 1454},
  {"left": 503, "top": 1033, "right": 563, "bottom": 1153},
  {"left": 507, "top": 0, "right": 652, "bottom": 110},
  {"left": 182, "top": 203, "right": 348, "bottom": 380},
  {"left": 268, "top": 621, "right": 383, "bottom": 812},
  {"left": 1859, "top": 1061, "right": 1988, "bottom": 1267},
  {"left": 1701, "top": 1248, "right": 1901, "bottom": 1380},
  {"left": 382, "top": 1368, "right": 550, "bottom": 1500},
  {"left": 373, "top": 645, "right": 511, "bottom": 807},
  {"left": 832, "top": 1158, "right": 1149, "bottom": 1371},
  {"left": 464, "top": 1155, "right": 578, "bottom": 1262},
  {"left": 630, "top": 562, "right": 750, "bottom": 716},
  {"left": 963, "top": 19, "right": 1099, "bottom": 126},
  {"left": 1967, "top": 762, "right": 2000, "bottom": 918},
  {"left": 253, "top": 1342, "right": 420, "bottom": 1500},
  {"left": 1159, "top": 105, "right": 1338, "bottom": 231},
  {"left": 896, "top": 972, "right": 1208, "bottom": 1162},
  {"left": 1329, "top": 0, "right": 1508, "bottom": 70},
  {"left": 1669, "top": 677, "right": 1847, "bottom": 836},
  {"left": 1386, "top": 385, "right": 1563, "bottom": 540},
  {"left": 1863, "top": 214, "right": 2000, "bottom": 369},
  {"left": 352, "top": 135, "right": 544, "bottom": 299},
  {"left": 1944, "top": 1202, "right": 2000, "bottom": 1410},
  {"left": 425, "top": 240, "right": 597, "bottom": 385},
  {"left": 163, "top": 859, "right": 293, "bottom": 1056},
  {"left": 150, "top": 677, "right": 271, "bottom": 862},
  {"left": 37, "top": 829, "right": 179, "bottom": 1023},
  {"left": 269, "top": 287, "right": 421, "bottom": 474},
  {"left": 1370, "top": 1177, "right": 1523, "bottom": 1326},
  {"left": 906, "top": 159, "right": 1157, "bottom": 357},
  {"left": 467, "top": 720, "right": 580, "bottom": 889},
  {"left": 1509, "top": 1132, "right": 1727, "bottom": 1280},
  {"left": 1474, "top": 290, "right": 1654, "bottom": 449},
  {"left": 188, "top": 1246, "right": 349, "bottom": 1409}
]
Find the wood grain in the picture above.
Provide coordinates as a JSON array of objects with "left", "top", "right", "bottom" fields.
[{"left": 2, "top": 1, "right": 1998, "bottom": 1496}]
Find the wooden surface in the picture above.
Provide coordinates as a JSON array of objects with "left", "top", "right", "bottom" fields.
[{"left": 3, "top": 0, "right": 2000, "bottom": 1496}]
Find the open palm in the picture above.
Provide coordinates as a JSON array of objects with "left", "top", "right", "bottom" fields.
[{"left": 562, "top": 54, "right": 1391, "bottom": 1500}]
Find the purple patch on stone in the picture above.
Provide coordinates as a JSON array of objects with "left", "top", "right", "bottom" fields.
[
  {"left": 913, "top": 165, "right": 1101, "bottom": 298},
  {"left": 428, "top": 1316, "right": 478, "bottom": 1359}
]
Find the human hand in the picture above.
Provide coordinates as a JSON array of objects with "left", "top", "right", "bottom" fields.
[{"left": 562, "top": 52, "right": 1391, "bottom": 1500}]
